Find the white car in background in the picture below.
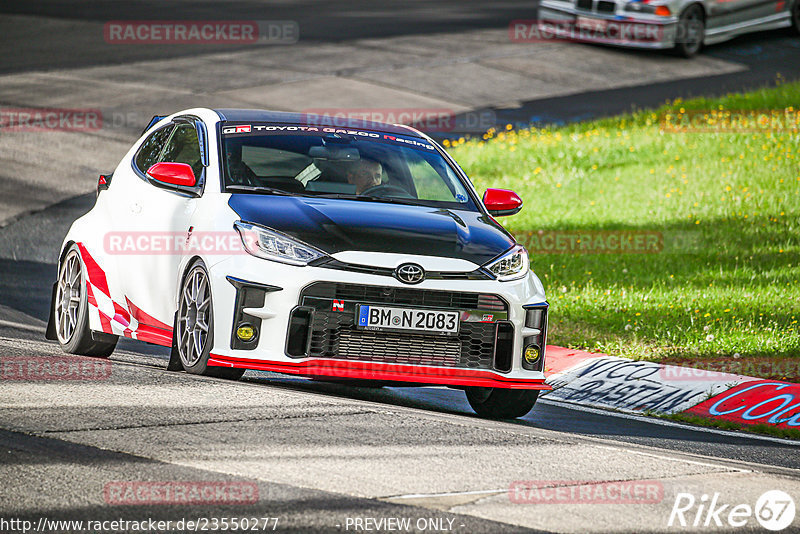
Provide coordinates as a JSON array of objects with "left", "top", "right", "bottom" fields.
[{"left": 537, "top": 0, "right": 800, "bottom": 56}]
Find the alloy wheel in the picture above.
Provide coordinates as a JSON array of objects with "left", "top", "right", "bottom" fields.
[
  {"left": 177, "top": 266, "right": 212, "bottom": 368},
  {"left": 55, "top": 250, "right": 83, "bottom": 344}
]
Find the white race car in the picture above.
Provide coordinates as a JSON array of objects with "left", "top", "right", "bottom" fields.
[{"left": 47, "top": 108, "right": 550, "bottom": 419}]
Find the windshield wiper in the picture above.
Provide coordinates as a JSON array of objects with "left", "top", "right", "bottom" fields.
[{"left": 225, "top": 185, "right": 293, "bottom": 196}]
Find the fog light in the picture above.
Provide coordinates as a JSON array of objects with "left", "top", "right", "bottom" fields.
[
  {"left": 236, "top": 324, "right": 256, "bottom": 342},
  {"left": 523, "top": 345, "right": 541, "bottom": 367}
]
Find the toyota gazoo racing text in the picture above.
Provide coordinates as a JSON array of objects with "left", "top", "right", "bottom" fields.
[{"left": 47, "top": 108, "right": 550, "bottom": 419}]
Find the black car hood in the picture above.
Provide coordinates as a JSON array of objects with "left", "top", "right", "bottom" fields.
[{"left": 228, "top": 195, "right": 515, "bottom": 265}]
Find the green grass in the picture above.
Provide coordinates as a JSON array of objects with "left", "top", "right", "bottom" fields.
[
  {"left": 659, "top": 412, "right": 800, "bottom": 441},
  {"left": 448, "top": 80, "right": 800, "bottom": 368}
]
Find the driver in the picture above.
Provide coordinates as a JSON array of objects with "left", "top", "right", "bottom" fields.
[
  {"left": 225, "top": 144, "right": 257, "bottom": 185},
  {"left": 345, "top": 158, "right": 383, "bottom": 194}
]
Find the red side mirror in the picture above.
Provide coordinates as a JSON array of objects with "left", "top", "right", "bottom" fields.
[
  {"left": 483, "top": 188, "right": 523, "bottom": 216},
  {"left": 146, "top": 162, "right": 196, "bottom": 187}
]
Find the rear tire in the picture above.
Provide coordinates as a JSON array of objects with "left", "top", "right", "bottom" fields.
[
  {"left": 673, "top": 5, "right": 705, "bottom": 58},
  {"left": 174, "top": 259, "right": 244, "bottom": 380},
  {"left": 54, "top": 244, "right": 117, "bottom": 357},
  {"left": 465, "top": 387, "right": 539, "bottom": 419}
]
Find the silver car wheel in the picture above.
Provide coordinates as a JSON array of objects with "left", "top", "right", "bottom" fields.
[
  {"left": 674, "top": 5, "right": 705, "bottom": 57},
  {"left": 682, "top": 9, "right": 704, "bottom": 54},
  {"left": 55, "top": 250, "right": 83, "bottom": 344},
  {"left": 177, "top": 266, "right": 212, "bottom": 368}
]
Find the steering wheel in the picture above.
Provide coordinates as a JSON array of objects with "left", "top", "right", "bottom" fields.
[{"left": 361, "top": 184, "right": 414, "bottom": 198}]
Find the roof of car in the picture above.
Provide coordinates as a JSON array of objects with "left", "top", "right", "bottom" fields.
[{"left": 213, "top": 109, "right": 426, "bottom": 138}]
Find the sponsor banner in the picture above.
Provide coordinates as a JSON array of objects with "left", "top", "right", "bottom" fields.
[
  {"left": 220, "top": 124, "right": 437, "bottom": 150},
  {"left": 544, "top": 356, "right": 754, "bottom": 414},
  {"left": 660, "top": 109, "right": 800, "bottom": 134},
  {"left": 685, "top": 380, "right": 800, "bottom": 429},
  {"left": 509, "top": 480, "right": 663, "bottom": 504},
  {"left": 104, "top": 20, "right": 298, "bottom": 45},
  {"left": 104, "top": 481, "right": 259, "bottom": 505},
  {"left": 0, "top": 356, "right": 111, "bottom": 381}
]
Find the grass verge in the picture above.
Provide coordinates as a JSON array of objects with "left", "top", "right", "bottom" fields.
[
  {"left": 449, "top": 80, "right": 800, "bottom": 371},
  {"left": 659, "top": 412, "right": 800, "bottom": 441}
]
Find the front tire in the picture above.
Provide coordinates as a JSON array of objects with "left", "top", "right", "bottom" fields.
[
  {"left": 465, "top": 387, "right": 539, "bottom": 419},
  {"left": 174, "top": 260, "right": 244, "bottom": 380},
  {"left": 54, "top": 244, "right": 117, "bottom": 357},
  {"left": 673, "top": 5, "right": 705, "bottom": 58}
]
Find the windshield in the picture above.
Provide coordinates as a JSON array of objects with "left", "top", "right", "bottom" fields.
[{"left": 219, "top": 124, "right": 476, "bottom": 209}]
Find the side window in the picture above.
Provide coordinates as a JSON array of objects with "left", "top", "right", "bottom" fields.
[
  {"left": 160, "top": 124, "right": 204, "bottom": 180},
  {"left": 405, "top": 151, "right": 458, "bottom": 202},
  {"left": 134, "top": 125, "right": 174, "bottom": 174}
]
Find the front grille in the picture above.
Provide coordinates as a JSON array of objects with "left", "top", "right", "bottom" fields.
[
  {"left": 292, "top": 282, "right": 511, "bottom": 371},
  {"left": 597, "top": 1, "right": 616, "bottom": 12},
  {"left": 337, "top": 330, "right": 461, "bottom": 366},
  {"left": 305, "top": 309, "right": 497, "bottom": 369},
  {"left": 301, "top": 282, "right": 508, "bottom": 311}
]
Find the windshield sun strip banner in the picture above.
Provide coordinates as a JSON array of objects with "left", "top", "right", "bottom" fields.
[{"left": 220, "top": 123, "right": 436, "bottom": 151}]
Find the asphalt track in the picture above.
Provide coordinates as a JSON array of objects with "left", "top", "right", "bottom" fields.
[{"left": 1, "top": 2, "right": 800, "bottom": 532}]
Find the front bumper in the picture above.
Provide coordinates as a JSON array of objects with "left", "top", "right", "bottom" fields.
[
  {"left": 204, "top": 253, "right": 550, "bottom": 390},
  {"left": 537, "top": 1, "right": 679, "bottom": 49}
]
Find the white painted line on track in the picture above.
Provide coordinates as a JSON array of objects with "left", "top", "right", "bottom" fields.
[
  {"left": 0, "top": 319, "right": 45, "bottom": 333},
  {"left": 538, "top": 397, "right": 800, "bottom": 447},
  {"left": 387, "top": 488, "right": 507, "bottom": 500}
]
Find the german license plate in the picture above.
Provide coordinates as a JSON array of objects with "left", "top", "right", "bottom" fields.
[
  {"left": 576, "top": 16, "right": 607, "bottom": 31},
  {"left": 356, "top": 305, "right": 459, "bottom": 335}
]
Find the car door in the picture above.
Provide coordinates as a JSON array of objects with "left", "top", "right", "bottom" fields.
[
  {"left": 111, "top": 117, "right": 208, "bottom": 338},
  {"left": 706, "top": 0, "right": 780, "bottom": 31}
]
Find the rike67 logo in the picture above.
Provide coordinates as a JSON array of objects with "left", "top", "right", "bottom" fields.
[{"left": 668, "top": 490, "right": 796, "bottom": 531}]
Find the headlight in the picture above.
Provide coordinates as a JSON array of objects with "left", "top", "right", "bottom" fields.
[
  {"left": 624, "top": 2, "right": 671, "bottom": 15},
  {"left": 234, "top": 221, "right": 326, "bottom": 266},
  {"left": 483, "top": 245, "right": 529, "bottom": 281}
]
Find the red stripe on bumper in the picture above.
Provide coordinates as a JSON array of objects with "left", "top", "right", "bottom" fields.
[{"left": 207, "top": 354, "right": 552, "bottom": 390}]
